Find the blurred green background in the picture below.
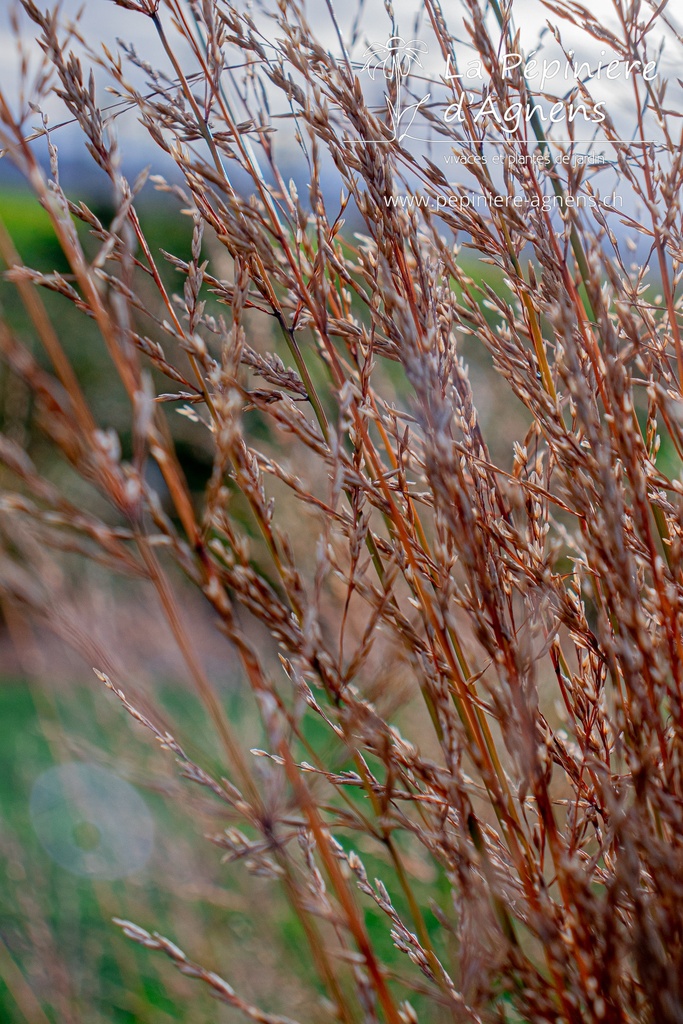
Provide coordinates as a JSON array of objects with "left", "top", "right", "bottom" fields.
[{"left": 0, "top": 187, "right": 306, "bottom": 1024}]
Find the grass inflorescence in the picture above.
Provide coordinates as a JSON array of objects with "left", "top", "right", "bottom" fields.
[{"left": 2, "top": 0, "right": 683, "bottom": 1021}]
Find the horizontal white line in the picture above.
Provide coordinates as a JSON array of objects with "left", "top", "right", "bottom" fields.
[{"left": 343, "top": 139, "right": 664, "bottom": 146}]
